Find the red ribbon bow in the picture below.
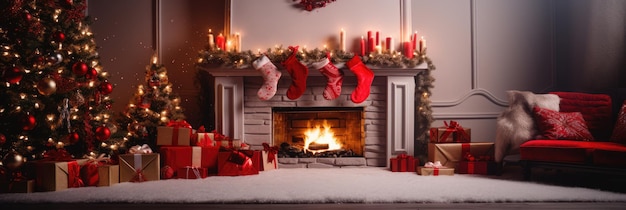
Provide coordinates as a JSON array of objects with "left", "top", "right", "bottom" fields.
[
  {"left": 463, "top": 152, "right": 493, "bottom": 162},
  {"left": 396, "top": 153, "right": 408, "bottom": 159},
  {"left": 262, "top": 143, "right": 279, "bottom": 163},
  {"left": 42, "top": 149, "right": 73, "bottom": 161},
  {"left": 131, "top": 169, "right": 146, "bottom": 182},
  {"left": 442, "top": 120, "right": 470, "bottom": 142},
  {"left": 167, "top": 120, "right": 192, "bottom": 128}
]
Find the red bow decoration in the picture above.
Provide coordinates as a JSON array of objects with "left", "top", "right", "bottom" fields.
[
  {"left": 442, "top": 121, "right": 470, "bottom": 142},
  {"left": 212, "top": 129, "right": 230, "bottom": 142},
  {"left": 262, "top": 143, "right": 279, "bottom": 163},
  {"left": 42, "top": 149, "right": 73, "bottom": 161},
  {"left": 67, "top": 161, "right": 84, "bottom": 188},
  {"left": 167, "top": 120, "right": 192, "bottom": 129},
  {"left": 463, "top": 152, "right": 493, "bottom": 162},
  {"left": 396, "top": 153, "right": 409, "bottom": 160},
  {"left": 131, "top": 169, "right": 146, "bottom": 182}
]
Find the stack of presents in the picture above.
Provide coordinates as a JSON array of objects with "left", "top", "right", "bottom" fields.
[
  {"left": 0, "top": 120, "right": 279, "bottom": 193},
  {"left": 390, "top": 121, "right": 498, "bottom": 176}
]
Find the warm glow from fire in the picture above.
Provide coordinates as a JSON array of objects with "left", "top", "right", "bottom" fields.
[{"left": 303, "top": 120, "right": 342, "bottom": 154}]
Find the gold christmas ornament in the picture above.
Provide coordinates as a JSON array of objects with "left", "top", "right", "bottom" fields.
[
  {"left": 2, "top": 151, "right": 25, "bottom": 170},
  {"left": 37, "top": 77, "right": 57, "bottom": 95}
]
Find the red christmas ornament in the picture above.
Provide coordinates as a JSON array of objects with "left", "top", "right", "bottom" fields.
[
  {"left": 72, "top": 62, "right": 88, "bottom": 76},
  {"left": 68, "top": 132, "right": 80, "bottom": 144},
  {"left": 23, "top": 12, "right": 32, "bottom": 21},
  {"left": 20, "top": 114, "right": 36, "bottom": 131},
  {"left": 161, "top": 165, "right": 175, "bottom": 179},
  {"left": 86, "top": 68, "right": 98, "bottom": 80},
  {"left": 95, "top": 126, "right": 111, "bottom": 141},
  {"left": 3, "top": 67, "right": 23, "bottom": 84},
  {"left": 99, "top": 81, "right": 113, "bottom": 95},
  {"left": 0, "top": 133, "right": 5, "bottom": 145},
  {"left": 53, "top": 31, "right": 66, "bottom": 42}
]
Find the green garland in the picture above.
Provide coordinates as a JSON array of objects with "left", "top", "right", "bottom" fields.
[{"left": 196, "top": 46, "right": 436, "bottom": 157}]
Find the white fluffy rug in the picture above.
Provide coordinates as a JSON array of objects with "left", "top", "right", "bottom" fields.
[{"left": 1, "top": 167, "right": 625, "bottom": 203}]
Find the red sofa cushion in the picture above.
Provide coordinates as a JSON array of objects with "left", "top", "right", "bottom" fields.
[
  {"left": 520, "top": 140, "right": 626, "bottom": 165},
  {"left": 610, "top": 100, "right": 626, "bottom": 144},
  {"left": 549, "top": 92, "right": 612, "bottom": 139},
  {"left": 533, "top": 106, "right": 594, "bottom": 141}
]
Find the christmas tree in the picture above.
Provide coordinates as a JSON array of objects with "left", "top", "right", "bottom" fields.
[
  {"left": 0, "top": 0, "right": 118, "bottom": 162},
  {"left": 117, "top": 55, "right": 185, "bottom": 151}
]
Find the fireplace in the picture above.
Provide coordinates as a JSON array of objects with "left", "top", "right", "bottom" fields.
[
  {"left": 273, "top": 107, "right": 364, "bottom": 158},
  {"left": 200, "top": 65, "right": 427, "bottom": 167}
]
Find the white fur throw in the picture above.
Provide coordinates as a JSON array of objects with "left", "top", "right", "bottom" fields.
[{"left": 494, "top": 90, "right": 560, "bottom": 163}]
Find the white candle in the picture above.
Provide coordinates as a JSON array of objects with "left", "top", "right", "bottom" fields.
[
  {"left": 235, "top": 33, "right": 241, "bottom": 52},
  {"left": 207, "top": 29, "right": 214, "bottom": 49},
  {"left": 340, "top": 28, "right": 345, "bottom": 52},
  {"left": 419, "top": 36, "right": 426, "bottom": 53}
]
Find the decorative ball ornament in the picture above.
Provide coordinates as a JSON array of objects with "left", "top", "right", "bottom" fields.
[
  {"left": 99, "top": 81, "right": 113, "bottom": 95},
  {"left": 37, "top": 77, "right": 57, "bottom": 95},
  {"left": 95, "top": 126, "right": 111, "bottom": 141},
  {"left": 68, "top": 132, "right": 80, "bottom": 144},
  {"left": 23, "top": 12, "right": 32, "bottom": 21},
  {"left": 0, "top": 133, "right": 5, "bottom": 145},
  {"left": 20, "top": 113, "right": 37, "bottom": 131},
  {"left": 72, "top": 62, "right": 88, "bottom": 76},
  {"left": 2, "top": 151, "right": 25, "bottom": 171},
  {"left": 86, "top": 68, "right": 98, "bottom": 80},
  {"left": 53, "top": 31, "right": 66, "bottom": 42},
  {"left": 3, "top": 67, "right": 23, "bottom": 84},
  {"left": 161, "top": 165, "right": 175, "bottom": 179},
  {"left": 46, "top": 52, "right": 63, "bottom": 65}
]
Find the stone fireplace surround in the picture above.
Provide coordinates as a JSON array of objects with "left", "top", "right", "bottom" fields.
[{"left": 201, "top": 63, "right": 427, "bottom": 167}]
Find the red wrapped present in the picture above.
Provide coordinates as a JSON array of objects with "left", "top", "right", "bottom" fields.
[
  {"left": 159, "top": 146, "right": 219, "bottom": 176},
  {"left": 212, "top": 130, "right": 243, "bottom": 149},
  {"left": 389, "top": 153, "right": 418, "bottom": 172},
  {"left": 177, "top": 167, "right": 208, "bottom": 179},
  {"left": 261, "top": 143, "right": 279, "bottom": 171},
  {"left": 31, "top": 149, "right": 88, "bottom": 192},
  {"left": 238, "top": 150, "right": 262, "bottom": 172},
  {"left": 157, "top": 120, "right": 193, "bottom": 146},
  {"left": 217, "top": 150, "right": 259, "bottom": 176},
  {"left": 429, "top": 121, "right": 471, "bottom": 143},
  {"left": 80, "top": 154, "right": 112, "bottom": 187},
  {"left": 456, "top": 161, "right": 497, "bottom": 175}
]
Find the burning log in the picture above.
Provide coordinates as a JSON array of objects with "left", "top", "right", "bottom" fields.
[{"left": 307, "top": 142, "right": 329, "bottom": 150}]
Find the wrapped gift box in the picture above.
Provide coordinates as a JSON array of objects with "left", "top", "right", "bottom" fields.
[
  {"left": 157, "top": 126, "right": 192, "bottom": 146},
  {"left": 31, "top": 159, "right": 88, "bottom": 192},
  {"left": 456, "top": 161, "right": 498, "bottom": 175},
  {"left": 160, "top": 146, "right": 219, "bottom": 175},
  {"left": 261, "top": 151, "right": 278, "bottom": 171},
  {"left": 98, "top": 165, "right": 119, "bottom": 186},
  {"left": 428, "top": 142, "right": 494, "bottom": 168},
  {"left": 217, "top": 150, "right": 259, "bottom": 176},
  {"left": 239, "top": 150, "right": 262, "bottom": 172},
  {"left": 3, "top": 179, "right": 35, "bottom": 193},
  {"left": 429, "top": 127, "right": 471, "bottom": 143},
  {"left": 417, "top": 167, "right": 455, "bottom": 176},
  {"left": 177, "top": 167, "right": 208, "bottom": 179},
  {"left": 389, "top": 154, "right": 418, "bottom": 172},
  {"left": 215, "top": 139, "right": 243, "bottom": 149},
  {"left": 119, "top": 153, "right": 160, "bottom": 182},
  {"left": 196, "top": 132, "right": 214, "bottom": 147}
]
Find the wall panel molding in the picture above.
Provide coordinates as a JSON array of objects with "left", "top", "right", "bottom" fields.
[{"left": 431, "top": 88, "right": 508, "bottom": 107}]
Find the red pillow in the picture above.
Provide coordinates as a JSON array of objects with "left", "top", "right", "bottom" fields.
[
  {"left": 610, "top": 101, "right": 626, "bottom": 144},
  {"left": 533, "top": 106, "right": 594, "bottom": 141}
]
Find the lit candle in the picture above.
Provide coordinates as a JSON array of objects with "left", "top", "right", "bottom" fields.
[
  {"left": 404, "top": 41, "right": 413, "bottom": 59},
  {"left": 360, "top": 36, "right": 365, "bottom": 56},
  {"left": 235, "top": 33, "right": 241, "bottom": 52},
  {"left": 226, "top": 40, "right": 232, "bottom": 52},
  {"left": 419, "top": 36, "right": 426, "bottom": 53},
  {"left": 216, "top": 33, "right": 225, "bottom": 50},
  {"left": 375, "top": 45, "right": 382, "bottom": 54},
  {"left": 340, "top": 28, "right": 345, "bottom": 52},
  {"left": 207, "top": 29, "right": 215, "bottom": 49}
]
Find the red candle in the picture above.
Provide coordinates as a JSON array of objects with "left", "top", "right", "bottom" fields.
[
  {"left": 404, "top": 41, "right": 413, "bottom": 59},
  {"left": 368, "top": 37, "right": 375, "bottom": 54},
  {"left": 412, "top": 31, "right": 418, "bottom": 50},
  {"left": 216, "top": 33, "right": 225, "bottom": 50},
  {"left": 360, "top": 36, "right": 365, "bottom": 56},
  {"left": 386, "top": 37, "right": 393, "bottom": 52}
]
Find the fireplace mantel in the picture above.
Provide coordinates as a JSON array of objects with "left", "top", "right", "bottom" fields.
[{"left": 199, "top": 63, "right": 427, "bottom": 167}]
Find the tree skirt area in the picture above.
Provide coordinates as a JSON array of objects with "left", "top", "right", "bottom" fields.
[{"left": 1, "top": 167, "right": 626, "bottom": 204}]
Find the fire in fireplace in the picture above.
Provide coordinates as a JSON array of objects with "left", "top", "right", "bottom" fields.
[{"left": 272, "top": 107, "right": 364, "bottom": 158}]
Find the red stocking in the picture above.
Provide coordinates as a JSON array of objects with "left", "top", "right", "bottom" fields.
[
  {"left": 282, "top": 46, "right": 309, "bottom": 100},
  {"left": 253, "top": 55, "right": 281, "bottom": 100},
  {"left": 346, "top": 56, "right": 374, "bottom": 104},
  {"left": 312, "top": 54, "right": 343, "bottom": 100}
]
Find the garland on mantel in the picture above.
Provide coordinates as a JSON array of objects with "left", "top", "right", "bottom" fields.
[{"left": 196, "top": 46, "right": 436, "bottom": 146}]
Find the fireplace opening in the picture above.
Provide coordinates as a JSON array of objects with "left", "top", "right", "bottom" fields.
[{"left": 272, "top": 107, "right": 365, "bottom": 158}]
